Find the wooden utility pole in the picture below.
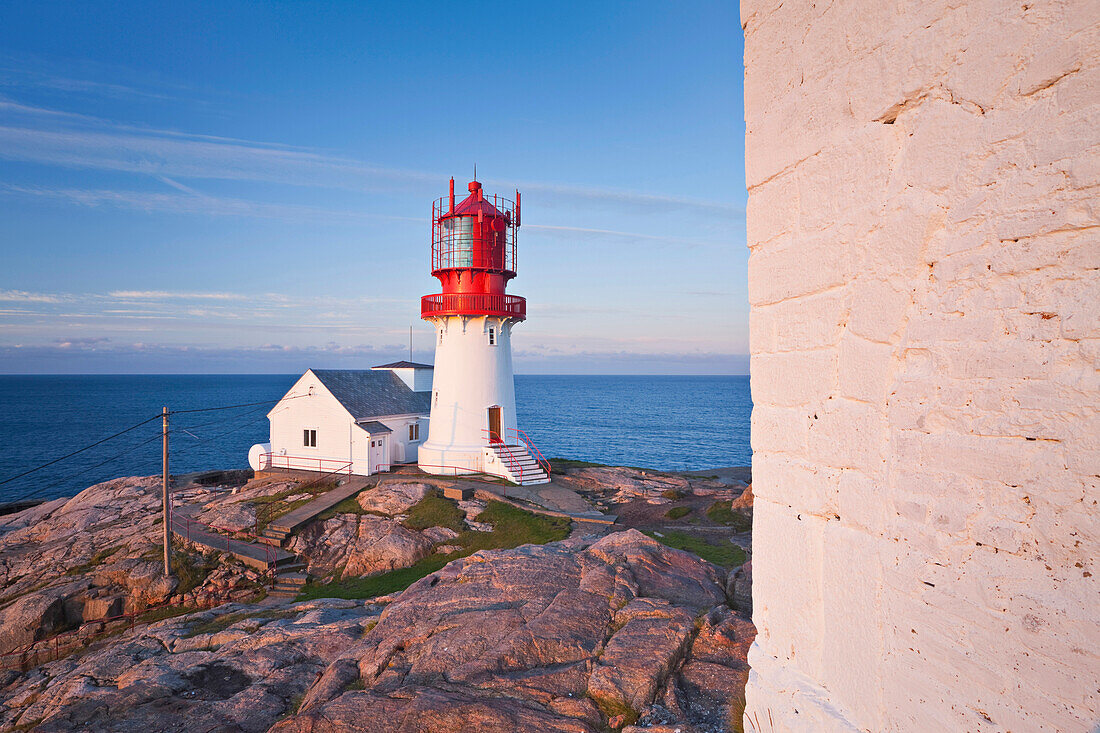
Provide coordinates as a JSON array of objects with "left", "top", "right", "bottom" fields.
[{"left": 162, "top": 406, "right": 171, "bottom": 576}]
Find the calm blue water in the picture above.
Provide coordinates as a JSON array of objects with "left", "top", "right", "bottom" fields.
[{"left": 0, "top": 375, "right": 751, "bottom": 504}]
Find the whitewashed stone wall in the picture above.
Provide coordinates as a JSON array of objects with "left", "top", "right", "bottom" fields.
[{"left": 741, "top": 1, "right": 1099, "bottom": 730}]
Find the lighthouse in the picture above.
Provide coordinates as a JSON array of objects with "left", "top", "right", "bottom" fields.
[{"left": 417, "top": 178, "right": 550, "bottom": 485}]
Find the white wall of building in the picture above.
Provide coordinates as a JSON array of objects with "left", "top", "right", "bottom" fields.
[
  {"left": 250, "top": 370, "right": 428, "bottom": 476},
  {"left": 419, "top": 315, "right": 518, "bottom": 474},
  {"left": 742, "top": 2, "right": 1099, "bottom": 730}
]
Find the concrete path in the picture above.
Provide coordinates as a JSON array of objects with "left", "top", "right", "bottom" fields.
[
  {"left": 171, "top": 508, "right": 294, "bottom": 570},
  {"left": 505, "top": 480, "right": 601, "bottom": 515},
  {"left": 268, "top": 476, "right": 373, "bottom": 533}
]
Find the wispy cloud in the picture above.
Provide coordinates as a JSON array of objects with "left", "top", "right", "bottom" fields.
[
  {"left": 0, "top": 289, "right": 65, "bottom": 303},
  {"left": 0, "top": 96, "right": 742, "bottom": 222},
  {"left": 108, "top": 290, "right": 247, "bottom": 301}
]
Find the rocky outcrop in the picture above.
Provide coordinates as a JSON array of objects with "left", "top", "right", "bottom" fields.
[
  {"left": 356, "top": 482, "right": 430, "bottom": 515},
  {"left": 0, "top": 526, "right": 754, "bottom": 733},
  {"left": 0, "top": 598, "right": 380, "bottom": 732},
  {"left": 287, "top": 514, "right": 433, "bottom": 579},
  {"left": 562, "top": 467, "right": 736, "bottom": 505},
  {"left": 270, "top": 529, "right": 747, "bottom": 733},
  {"left": 726, "top": 560, "right": 752, "bottom": 616}
]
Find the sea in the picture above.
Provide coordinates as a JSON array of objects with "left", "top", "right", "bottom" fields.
[{"left": 0, "top": 375, "right": 751, "bottom": 505}]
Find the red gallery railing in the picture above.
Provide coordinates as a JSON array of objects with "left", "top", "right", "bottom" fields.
[{"left": 421, "top": 293, "right": 526, "bottom": 320}]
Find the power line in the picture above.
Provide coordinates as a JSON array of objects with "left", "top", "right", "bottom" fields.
[
  {"left": 167, "top": 393, "right": 309, "bottom": 415},
  {"left": 0, "top": 414, "right": 162, "bottom": 487},
  {"left": 7, "top": 430, "right": 165, "bottom": 504},
  {"left": 0, "top": 391, "right": 309, "bottom": 502}
]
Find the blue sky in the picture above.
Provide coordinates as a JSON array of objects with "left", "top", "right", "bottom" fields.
[{"left": 0, "top": 1, "right": 747, "bottom": 374}]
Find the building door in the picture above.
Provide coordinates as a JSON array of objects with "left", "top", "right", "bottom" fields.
[
  {"left": 369, "top": 436, "right": 387, "bottom": 474},
  {"left": 487, "top": 406, "right": 502, "bottom": 443}
]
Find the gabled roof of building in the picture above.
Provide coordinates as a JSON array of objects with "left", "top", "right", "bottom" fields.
[
  {"left": 355, "top": 420, "right": 393, "bottom": 434},
  {"left": 310, "top": 369, "right": 430, "bottom": 420},
  {"left": 372, "top": 361, "right": 434, "bottom": 370}
]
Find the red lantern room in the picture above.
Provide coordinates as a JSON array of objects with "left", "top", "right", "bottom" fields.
[{"left": 421, "top": 179, "right": 526, "bottom": 321}]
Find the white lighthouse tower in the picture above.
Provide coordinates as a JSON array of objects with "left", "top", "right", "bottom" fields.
[{"left": 417, "top": 178, "right": 550, "bottom": 485}]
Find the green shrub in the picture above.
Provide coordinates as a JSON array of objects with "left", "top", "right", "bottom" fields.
[
  {"left": 706, "top": 501, "right": 752, "bottom": 532},
  {"left": 665, "top": 506, "right": 691, "bottom": 520},
  {"left": 661, "top": 489, "right": 685, "bottom": 501}
]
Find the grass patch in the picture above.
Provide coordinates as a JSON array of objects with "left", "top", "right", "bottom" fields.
[
  {"left": 661, "top": 489, "right": 685, "bottom": 501},
  {"left": 316, "top": 494, "right": 377, "bottom": 521},
  {"left": 644, "top": 530, "right": 747, "bottom": 569},
  {"left": 253, "top": 480, "right": 339, "bottom": 533},
  {"left": 664, "top": 506, "right": 691, "bottom": 520},
  {"left": 706, "top": 500, "right": 753, "bottom": 532},
  {"left": 589, "top": 695, "right": 640, "bottom": 726},
  {"left": 135, "top": 603, "right": 199, "bottom": 625},
  {"left": 297, "top": 500, "right": 570, "bottom": 602},
  {"left": 402, "top": 492, "right": 465, "bottom": 532},
  {"left": 183, "top": 608, "right": 297, "bottom": 638},
  {"left": 66, "top": 545, "right": 124, "bottom": 576},
  {"left": 174, "top": 550, "right": 220, "bottom": 595}
]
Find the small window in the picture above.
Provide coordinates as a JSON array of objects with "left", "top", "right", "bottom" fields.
[
  {"left": 434, "top": 391, "right": 439, "bottom": 407},
  {"left": 439, "top": 329, "right": 444, "bottom": 344},
  {"left": 408, "top": 423, "right": 420, "bottom": 441},
  {"left": 488, "top": 326, "right": 496, "bottom": 346},
  {"left": 303, "top": 429, "right": 317, "bottom": 447}
]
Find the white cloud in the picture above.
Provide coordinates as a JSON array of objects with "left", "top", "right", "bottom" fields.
[{"left": 0, "top": 289, "right": 63, "bottom": 303}]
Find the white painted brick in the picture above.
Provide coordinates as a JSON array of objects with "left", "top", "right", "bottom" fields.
[{"left": 743, "top": 0, "right": 1100, "bottom": 729}]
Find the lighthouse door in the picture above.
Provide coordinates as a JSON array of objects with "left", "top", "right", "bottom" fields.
[{"left": 487, "top": 406, "right": 502, "bottom": 443}]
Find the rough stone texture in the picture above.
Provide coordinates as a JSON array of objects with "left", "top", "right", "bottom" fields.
[
  {"left": 742, "top": 1, "right": 1099, "bottom": 730},
  {"left": 270, "top": 530, "right": 734, "bottom": 733},
  {"left": 356, "top": 482, "right": 431, "bottom": 516},
  {"left": 287, "top": 514, "right": 434, "bottom": 579},
  {"left": 0, "top": 598, "right": 379, "bottom": 732}
]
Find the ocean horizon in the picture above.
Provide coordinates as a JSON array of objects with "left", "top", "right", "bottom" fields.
[{"left": 0, "top": 374, "right": 752, "bottom": 505}]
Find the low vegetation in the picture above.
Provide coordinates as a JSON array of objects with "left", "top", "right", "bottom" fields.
[
  {"left": 548, "top": 457, "right": 607, "bottom": 471},
  {"left": 296, "top": 500, "right": 571, "bottom": 602},
  {"left": 65, "top": 545, "right": 123, "bottom": 576},
  {"left": 174, "top": 550, "right": 220, "bottom": 594},
  {"left": 664, "top": 506, "right": 691, "bottom": 520},
  {"left": 253, "top": 480, "right": 339, "bottom": 533},
  {"left": 644, "top": 530, "right": 747, "bottom": 569},
  {"left": 183, "top": 608, "right": 297, "bottom": 638},
  {"left": 661, "top": 489, "right": 685, "bottom": 501},
  {"left": 706, "top": 500, "right": 753, "bottom": 532},
  {"left": 402, "top": 492, "right": 466, "bottom": 532}
]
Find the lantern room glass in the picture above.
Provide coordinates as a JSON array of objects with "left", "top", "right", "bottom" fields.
[{"left": 441, "top": 217, "right": 474, "bottom": 268}]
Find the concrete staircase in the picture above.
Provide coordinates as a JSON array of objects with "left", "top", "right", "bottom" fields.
[{"left": 490, "top": 444, "right": 551, "bottom": 485}]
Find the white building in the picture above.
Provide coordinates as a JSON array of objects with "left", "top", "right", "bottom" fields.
[{"left": 247, "top": 362, "right": 431, "bottom": 477}]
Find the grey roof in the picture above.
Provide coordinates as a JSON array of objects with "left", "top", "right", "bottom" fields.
[
  {"left": 372, "top": 361, "right": 434, "bottom": 370},
  {"left": 355, "top": 420, "right": 392, "bottom": 434},
  {"left": 311, "top": 369, "right": 430, "bottom": 420}
]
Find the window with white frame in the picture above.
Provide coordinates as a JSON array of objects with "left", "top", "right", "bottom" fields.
[
  {"left": 488, "top": 326, "right": 496, "bottom": 346},
  {"left": 408, "top": 422, "right": 420, "bottom": 441},
  {"left": 303, "top": 429, "right": 317, "bottom": 447}
]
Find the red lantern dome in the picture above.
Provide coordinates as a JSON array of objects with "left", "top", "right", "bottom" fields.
[{"left": 421, "top": 178, "right": 526, "bottom": 320}]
